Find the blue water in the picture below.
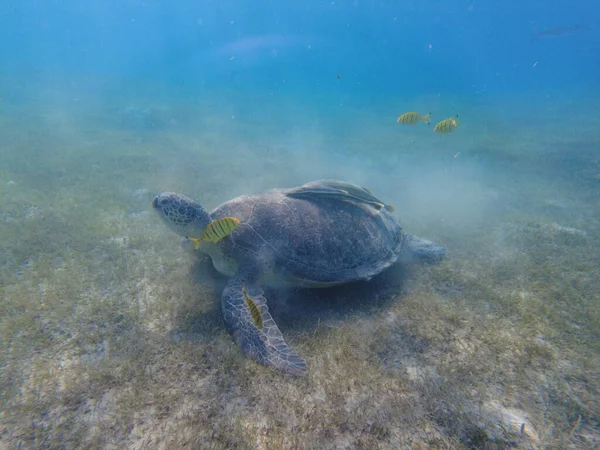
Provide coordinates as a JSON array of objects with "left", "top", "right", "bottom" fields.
[
  {"left": 2, "top": 1, "right": 599, "bottom": 100},
  {"left": 1, "top": 1, "right": 599, "bottom": 448}
]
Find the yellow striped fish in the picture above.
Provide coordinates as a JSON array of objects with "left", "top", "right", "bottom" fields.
[
  {"left": 434, "top": 115, "right": 459, "bottom": 134},
  {"left": 241, "top": 280, "right": 263, "bottom": 329},
  {"left": 397, "top": 111, "right": 431, "bottom": 125},
  {"left": 188, "top": 216, "right": 240, "bottom": 250}
]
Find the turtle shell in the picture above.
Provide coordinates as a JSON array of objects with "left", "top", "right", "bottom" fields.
[{"left": 210, "top": 187, "right": 404, "bottom": 285}]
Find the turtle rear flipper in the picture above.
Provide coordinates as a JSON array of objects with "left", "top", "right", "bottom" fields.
[
  {"left": 221, "top": 274, "right": 307, "bottom": 375},
  {"left": 400, "top": 234, "right": 446, "bottom": 263}
]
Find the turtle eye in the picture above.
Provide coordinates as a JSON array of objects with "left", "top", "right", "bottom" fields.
[{"left": 152, "top": 197, "right": 169, "bottom": 208}]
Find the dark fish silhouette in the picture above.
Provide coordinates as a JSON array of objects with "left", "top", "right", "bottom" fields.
[{"left": 531, "top": 22, "right": 597, "bottom": 43}]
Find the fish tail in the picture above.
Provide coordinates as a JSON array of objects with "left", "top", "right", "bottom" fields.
[
  {"left": 423, "top": 112, "right": 431, "bottom": 125},
  {"left": 189, "top": 237, "right": 202, "bottom": 250}
]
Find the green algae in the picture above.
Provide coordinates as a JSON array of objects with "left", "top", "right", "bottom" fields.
[{"left": 0, "top": 97, "right": 598, "bottom": 449}]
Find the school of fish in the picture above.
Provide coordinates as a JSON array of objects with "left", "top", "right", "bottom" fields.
[{"left": 397, "top": 111, "right": 460, "bottom": 134}]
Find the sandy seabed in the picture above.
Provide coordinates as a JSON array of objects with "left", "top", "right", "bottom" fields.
[{"left": 1, "top": 86, "right": 599, "bottom": 449}]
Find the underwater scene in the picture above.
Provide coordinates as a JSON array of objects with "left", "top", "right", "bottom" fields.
[{"left": 1, "top": 1, "right": 599, "bottom": 448}]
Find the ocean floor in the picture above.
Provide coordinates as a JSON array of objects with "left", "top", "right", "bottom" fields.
[{"left": 0, "top": 87, "right": 599, "bottom": 449}]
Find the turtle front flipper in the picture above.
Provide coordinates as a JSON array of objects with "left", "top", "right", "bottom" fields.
[{"left": 221, "top": 275, "right": 307, "bottom": 375}]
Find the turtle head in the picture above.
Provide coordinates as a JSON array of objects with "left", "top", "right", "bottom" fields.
[{"left": 152, "top": 192, "right": 211, "bottom": 238}]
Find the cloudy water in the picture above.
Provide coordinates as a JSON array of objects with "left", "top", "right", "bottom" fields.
[{"left": 1, "top": 1, "right": 599, "bottom": 448}]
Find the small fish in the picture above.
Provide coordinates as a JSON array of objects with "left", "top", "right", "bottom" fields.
[
  {"left": 340, "top": 196, "right": 384, "bottom": 211},
  {"left": 341, "top": 198, "right": 395, "bottom": 213},
  {"left": 241, "top": 280, "right": 263, "bottom": 329},
  {"left": 397, "top": 111, "right": 431, "bottom": 125},
  {"left": 329, "top": 190, "right": 395, "bottom": 211},
  {"left": 337, "top": 73, "right": 341, "bottom": 79},
  {"left": 188, "top": 216, "right": 240, "bottom": 249},
  {"left": 434, "top": 115, "right": 459, "bottom": 134}
]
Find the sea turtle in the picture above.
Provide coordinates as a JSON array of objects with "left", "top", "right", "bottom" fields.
[{"left": 152, "top": 180, "right": 446, "bottom": 375}]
